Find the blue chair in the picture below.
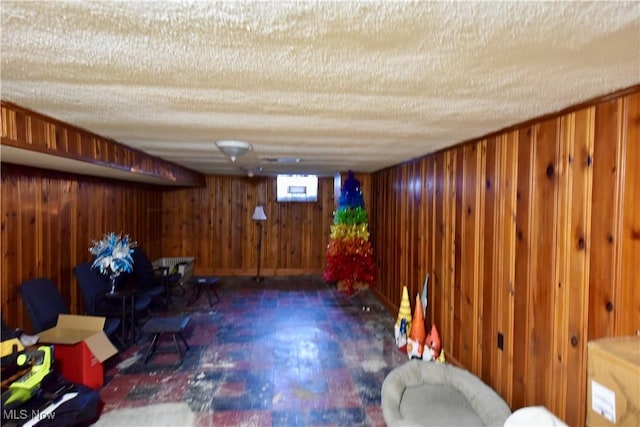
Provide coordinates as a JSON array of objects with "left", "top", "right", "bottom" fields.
[
  {"left": 17, "top": 278, "right": 68, "bottom": 333},
  {"left": 18, "top": 277, "right": 121, "bottom": 343},
  {"left": 74, "top": 263, "right": 152, "bottom": 345}
]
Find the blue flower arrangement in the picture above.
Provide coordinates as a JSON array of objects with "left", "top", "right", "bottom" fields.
[{"left": 89, "top": 232, "right": 136, "bottom": 285}]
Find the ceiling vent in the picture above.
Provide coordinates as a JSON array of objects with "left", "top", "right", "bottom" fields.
[{"left": 265, "top": 157, "right": 301, "bottom": 164}]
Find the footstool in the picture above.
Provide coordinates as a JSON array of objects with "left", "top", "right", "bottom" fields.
[
  {"left": 141, "top": 315, "right": 190, "bottom": 366},
  {"left": 186, "top": 276, "right": 220, "bottom": 307}
]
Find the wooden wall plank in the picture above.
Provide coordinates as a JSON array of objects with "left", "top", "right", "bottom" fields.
[
  {"left": 424, "top": 157, "right": 436, "bottom": 328},
  {"left": 512, "top": 126, "right": 533, "bottom": 410},
  {"left": 1, "top": 171, "right": 20, "bottom": 327},
  {"left": 589, "top": 98, "right": 621, "bottom": 339},
  {"left": 527, "top": 119, "right": 559, "bottom": 408},
  {"left": 564, "top": 107, "right": 594, "bottom": 427},
  {"left": 482, "top": 137, "right": 498, "bottom": 387},
  {"left": 458, "top": 141, "right": 484, "bottom": 371},
  {"left": 446, "top": 149, "right": 458, "bottom": 357},
  {"left": 498, "top": 131, "right": 518, "bottom": 403},
  {"left": 1, "top": 107, "right": 17, "bottom": 141},
  {"left": 432, "top": 154, "right": 446, "bottom": 342},
  {"left": 618, "top": 92, "right": 640, "bottom": 336}
]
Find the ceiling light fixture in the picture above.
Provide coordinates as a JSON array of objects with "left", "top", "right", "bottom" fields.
[
  {"left": 215, "top": 140, "right": 252, "bottom": 162},
  {"left": 242, "top": 166, "right": 263, "bottom": 178}
]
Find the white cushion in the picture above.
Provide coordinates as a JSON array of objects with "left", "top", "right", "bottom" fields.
[{"left": 503, "top": 406, "right": 568, "bottom": 427}]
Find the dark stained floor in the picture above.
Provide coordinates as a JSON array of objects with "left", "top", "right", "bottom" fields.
[{"left": 99, "top": 276, "right": 406, "bottom": 426}]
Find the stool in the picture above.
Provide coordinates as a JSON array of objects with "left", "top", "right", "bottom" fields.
[
  {"left": 186, "top": 276, "right": 220, "bottom": 307},
  {"left": 141, "top": 316, "right": 190, "bottom": 366}
]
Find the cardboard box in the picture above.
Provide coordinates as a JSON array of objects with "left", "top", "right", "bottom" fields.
[
  {"left": 38, "top": 314, "right": 118, "bottom": 389},
  {"left": 587, "top": 336, "right": 640, "bottom": 426}
]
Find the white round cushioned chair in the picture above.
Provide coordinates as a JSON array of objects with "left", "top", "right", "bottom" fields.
[{"left": 381, "top": 360, "right": 512, "bottom": 427}]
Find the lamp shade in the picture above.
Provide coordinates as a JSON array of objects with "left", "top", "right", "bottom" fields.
[
  {"left": 252, "top": 205, "right": 267, "bottom": 221},
  {"left": 215, "top": 140, "right": 252, "bottom": 162}
]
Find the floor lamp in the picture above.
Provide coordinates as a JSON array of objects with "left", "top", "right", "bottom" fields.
[{"left": 252, "top": 205, "right": 267, "bottom": 282}]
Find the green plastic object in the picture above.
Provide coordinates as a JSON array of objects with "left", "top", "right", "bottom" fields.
[{"left": 2, "top": 345, "right": 53, "bottom": 407}]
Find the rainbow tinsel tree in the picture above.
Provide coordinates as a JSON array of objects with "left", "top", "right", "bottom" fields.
[{"left": 323, "top": 171, "right": 375, "bottom": 294}]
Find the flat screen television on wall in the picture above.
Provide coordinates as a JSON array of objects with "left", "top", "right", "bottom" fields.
[{"left": 276, "top": 175, "right": 318, "bottom": 202}]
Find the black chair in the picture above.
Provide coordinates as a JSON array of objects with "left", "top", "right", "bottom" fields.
[
  {"left": 128, "top": 247, "right": 181, "bottom": 306},
  {"left": 73, "top": 263, "right": 152, "bottom": 346},
  {"left": 18, "top": 277, "right": 121, "bottom": 342},
  {"left": 1, "top": 319, "right": 21, "bottom": 341}
]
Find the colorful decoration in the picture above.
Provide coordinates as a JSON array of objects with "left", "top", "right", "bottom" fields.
[
  {"left": 395, "top": 286, "right": 412, "bottom": 350},
  {"left": 323, "top": 171, "right": 375, "bottom": 294},
  {"left": 407, "top": 294, "right": 426, "bottom": 359},
  {"left": 329, "top": 224, "right": 370, "bottom": 241},
  {"left": 421, "top": 273, "right": 429, "bottom": 318},
  {"left": 89, "top": 232, "right": 136, "bottom": 294},
  {"left": 424, "top": 324, "right": 442, "bottom": 361},
  {"left": 333, "top": 207, "right": 368, "bottom": 225},
  {"left": 338, "top": 173, "right": 365, "bottom": 208}
]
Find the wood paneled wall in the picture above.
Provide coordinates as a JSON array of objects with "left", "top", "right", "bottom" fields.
[
  {"left": 369, "top": 89, "right": 640, "bottom": 426},
  {"left": 1, "top": 102, "right": 204, "bottom": 186},
  {"left": 160, "top": 175, "right": 339, "bottom": 276},
  {"left": 1, "top": 164, "right": 163, "bottom": 332}
]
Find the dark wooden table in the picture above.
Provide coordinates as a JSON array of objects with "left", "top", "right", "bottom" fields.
[{"left": 103, "top": 290, "right": 135, "bottom": 346}]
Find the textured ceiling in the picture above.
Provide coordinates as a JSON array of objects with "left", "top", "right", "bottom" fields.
[{"left": 1, "top": 1, "right": 639, "bottom": 177}]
